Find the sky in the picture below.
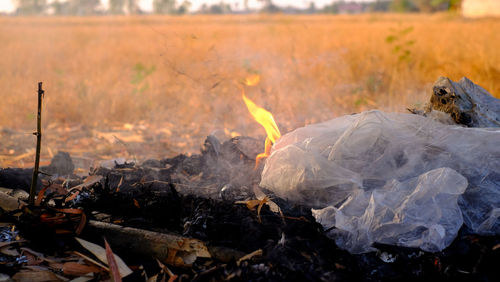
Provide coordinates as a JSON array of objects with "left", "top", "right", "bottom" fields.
[{"left": 0, "top": 0, "right": 371, "bottom": 13}]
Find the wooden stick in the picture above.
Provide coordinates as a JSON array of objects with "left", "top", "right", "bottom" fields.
[
  {"left": 29, "top": 82, "right": 44, "bottom": 204},
  {"left": 84, "top": 220, "right": 247, "bottom": 265},
  {"left": 85, "top": 220, "right": 221, "bottom": 267}
]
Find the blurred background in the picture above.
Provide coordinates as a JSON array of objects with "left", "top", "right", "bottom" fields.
[{"left": 0, "top": 0, "right": 499, "bottom": 170}]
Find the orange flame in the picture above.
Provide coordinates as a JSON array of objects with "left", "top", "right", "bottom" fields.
[
  {"left": 244, "top": 74, "right": 261, "bottom": 86},
  {"left": 241, "top": 79, "right": 281, "bottom": 167}
]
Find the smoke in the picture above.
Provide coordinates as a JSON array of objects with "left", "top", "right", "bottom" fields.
[{"left": 1, "top": 14, "right": 498, "bottom": 168}]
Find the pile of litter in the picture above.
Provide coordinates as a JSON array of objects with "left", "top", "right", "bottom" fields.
[
  {"left": 261, "top": 110, "right": 500, "bottom": 253},
  {"left": 1, "top": 121, "right": 499, "bottom": 280},
  {"left": 1, "top": 76, "right": 499, "bottom": 280}
]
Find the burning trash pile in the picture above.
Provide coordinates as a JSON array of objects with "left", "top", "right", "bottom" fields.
[
  {"left": 249, "top": 75, "right": 500, "bottom": 254},
  {"left": 0, "top": 76, "right": 499, "bottom": 281},
  {"left": 262, "top": 110, "right": 500, "bottom": 253}
]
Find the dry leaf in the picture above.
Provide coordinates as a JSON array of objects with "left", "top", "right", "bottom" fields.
[
  {"left": 266, "top": 200, "right": 282, "bottom": 215},
  {"left": 104, "top": 238, "right": 122, "bottom": 282},
  {"left": 243, "top": 200, "right": 261, "bottom": 211},
  {"left": 20, "top": 247, "right": 54, "bottom": 263},
  {"left": 73, "top": 251, "right": 109, "bottom": 272},
  {"left": 35, "top": 186, "right": 48, "bottom": 206},
  {"left": 45, "top": 182, "right": 67, "bottom": 195},
  {"left": 12, "top": 270, "right": 61, "bottom": 282},
  {"left": 75, "top": 237, "right": 132, "bottom": 278},
  {"left": 48, "top": 262, "right": 64, "bottom": 271},
  {"left": 51, "top": 208, "right": 83, "bottom": 215},
  {"left": 1, "top": 246, "right": 19, "bottom": 256},
  {"left": 116, "top": 176, "right": 123, "bottom": 192},
  {"left": 252, "top": 185, "right": 282, "bottom": 214},
  {"left": 68, "top": 175, "right": 103, "bottom": 192},
  {"left": 22, "top": 265, "right": 50, "bottom": 272},
  {"left": 75, "top": 212, "right": 87, "bottom": 235},
  {"left": 64, "top": 191, "right": 80, "bottom": 203},
  {"left": 63, "top": 262, "right": 101, "bottom": 276},
  {"left": 257, "top": 199, "right": 267, "bottom": 223},
  {"left": 335, "top": 263, "right": 346, "bottom": 270},
  {"left": 0, "top": 191, "right": 24, "bottom": 211},
  {"left": 133, "top": 199, "right": 140, "bottom": 209},
  {"left": 156, "top": 258, "right": 177, "bottom": 282},
  {"left": 236, "top": 192, "right": 282, "bottom": 223},
  {"left": 22, "top": 251, "right": 44, "bottom": 266},
  {"left": 39, "top": 208, "right": 86, "bottom": 234},
  {"left": 0, "top": 240, "right": 25, "bottom": 249},
  {"left": 236, "top": 249, "right": 263, "bottom": 266},
  {"left": 252, "top": 185, "right": 266, "bottom": 201},
  {"left": 168, "top": 274, "right": 177, "bottom": 282}
]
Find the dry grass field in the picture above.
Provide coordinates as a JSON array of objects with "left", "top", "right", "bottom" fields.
[{"left": 0, "top": 13, "right": 499, "bottom": 164}]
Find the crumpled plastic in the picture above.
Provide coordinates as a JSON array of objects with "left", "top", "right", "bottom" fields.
[{"left": 260, "top": 110, "right": 500, "bottom": 253}]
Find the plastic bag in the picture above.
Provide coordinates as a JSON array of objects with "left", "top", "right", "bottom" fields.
[{"left": 260, "top": 110, "right": 500, "bottom": 253}]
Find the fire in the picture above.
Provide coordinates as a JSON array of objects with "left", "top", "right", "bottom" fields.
[
  {"left": 241, "top": 75, "right": 281, "bottom": 167},
  {"left": 244, "top": 74, "right": 261, "bottom": 87}
]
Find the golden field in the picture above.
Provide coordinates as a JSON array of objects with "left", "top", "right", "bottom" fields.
[{"left": 0, "top": 14, "right": 499, "bottom": 163}]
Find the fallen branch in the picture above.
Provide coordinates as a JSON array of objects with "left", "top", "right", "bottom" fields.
[{"left": 85, "top": 220, "right": 211, "bottom": 267}]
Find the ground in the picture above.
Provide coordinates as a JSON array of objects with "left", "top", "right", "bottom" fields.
[{"left": 0, "top": 14, "right": 499, "bottom": 169}]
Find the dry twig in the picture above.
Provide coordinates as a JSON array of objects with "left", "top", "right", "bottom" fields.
[{"left": 29, "top": 82, "right": 45, "bottom": 204}]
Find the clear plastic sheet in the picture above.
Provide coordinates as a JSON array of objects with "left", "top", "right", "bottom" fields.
[{"left": 260, "top": 110, "right": 500, "bottom": 253}]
